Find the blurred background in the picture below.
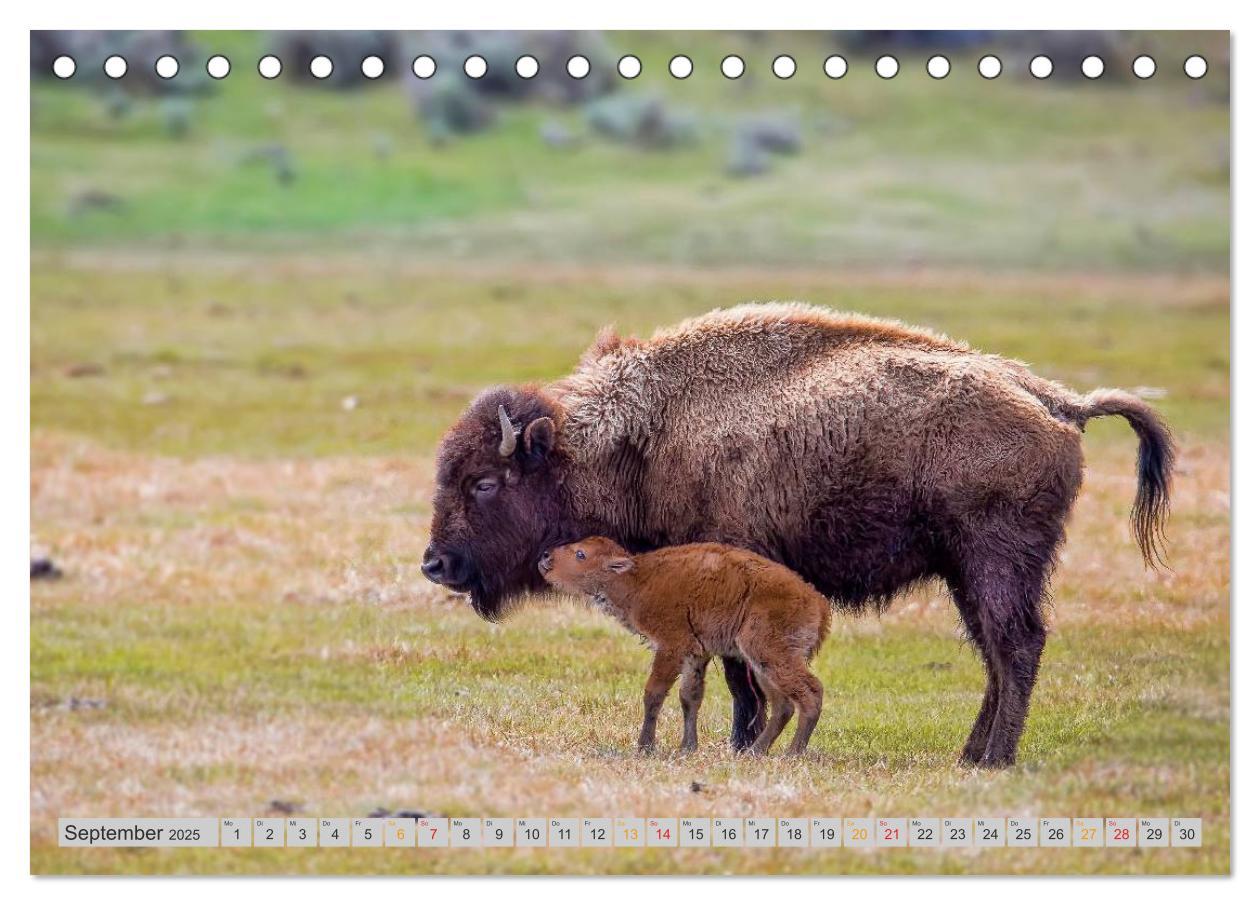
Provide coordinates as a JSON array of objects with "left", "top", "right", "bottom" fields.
[
  {"left": 29, "top": 29, "right": 1230, "bottom": 455},
  {"left": 32, "top": 30, "right": 1228, "bottom": 265},
  {"left": 30, "top": 32, "right": 1231, "bottom": 874}
]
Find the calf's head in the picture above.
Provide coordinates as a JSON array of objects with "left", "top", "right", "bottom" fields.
[
  {"left": 424, "top": 386, "right": 569, "bottom": 620},
  {"left": 538, "top": 536, "right": 634, "bottom": 596}
]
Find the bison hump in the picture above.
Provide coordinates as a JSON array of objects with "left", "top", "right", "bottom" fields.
[{"left": 579, "top": 325, "right": 642, "bottom": 369}]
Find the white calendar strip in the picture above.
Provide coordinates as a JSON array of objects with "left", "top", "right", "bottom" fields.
[{"left": 59, "top": 817, "right": 1203, "bottom": 849}]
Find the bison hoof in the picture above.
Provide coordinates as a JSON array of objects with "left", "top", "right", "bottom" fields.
[
  {"left": 979, "top": 754, "right": 1016, "bottom": 769},
  {"left": 960, "top": 750, "right": 1015, "bottom": 769}
]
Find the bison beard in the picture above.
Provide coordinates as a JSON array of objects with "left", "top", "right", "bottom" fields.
[
  {"left": 425, "top": 304, "right": 1175, "bottom": 767},
  {"left": 466, "top": 559, "right": 546, "bottom": 622}
]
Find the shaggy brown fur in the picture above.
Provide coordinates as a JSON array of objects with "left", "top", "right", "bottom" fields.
[
  {"left": 539, "top": 537, "right": 831, "bottom": 756},
  {"left": 424, "top": 302, "right": 1175, "bottom": 767}
]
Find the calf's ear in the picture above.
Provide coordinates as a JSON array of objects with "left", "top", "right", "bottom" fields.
[
  {"left": 521, "top": 417, "right": 556, "bottom": 469},
  {"left": 606, "top": 557, "right": 634, "bottom": 574}
]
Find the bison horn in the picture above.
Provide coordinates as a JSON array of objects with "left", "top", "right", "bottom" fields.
[{"left": 497, "top": 405, "right": 517, "bottom": 457}]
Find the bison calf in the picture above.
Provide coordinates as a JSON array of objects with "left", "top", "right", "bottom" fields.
[{"left": 539, "top": 537, "right": 831, "bottom": 756}]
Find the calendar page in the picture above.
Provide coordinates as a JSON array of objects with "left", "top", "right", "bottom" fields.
[{"left": 28, "top": 26, "right": 1229, "bottom": 877}]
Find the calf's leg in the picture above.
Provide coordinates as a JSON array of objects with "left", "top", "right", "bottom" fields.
[
  {"left": 749, "top": 679, "right": 793, "bottom": 755},
  {"left": 752, "top": 654, "right": 824, "bottom": 756},
  {"left": 780, "top": 667, "right": 824, "bottom": 756},
  {"left": 739, "top": 624, "right": 824, "bottom": 756},
  {"left": 678, "top": 658, "right": 708, "bottom": 753},
  {"left": 638, "top": 649, "right": 684, "bottom": 754}
]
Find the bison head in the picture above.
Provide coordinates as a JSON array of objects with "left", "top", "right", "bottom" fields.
[{"left": 423, "top": 386, "right": 571, "bottom": 620}]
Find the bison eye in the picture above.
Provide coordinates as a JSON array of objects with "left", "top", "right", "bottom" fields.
[
  {"left": 575, "top": 550, "right": 586, "bottom": 561},
  {"left": 474, "top": 479, "right": 499, "bottom": 499}
]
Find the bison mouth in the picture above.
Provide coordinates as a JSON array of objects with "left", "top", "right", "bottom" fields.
[
  {"left": 465, "top": 562, "right": 550, "bottom": 622},
  {"left": 432, "top": 532, "right": 578, "bottom": 622}
]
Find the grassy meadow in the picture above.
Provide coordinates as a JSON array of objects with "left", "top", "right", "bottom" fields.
[{"left": 30, "top": 31, "right": 1229, "bottom": 874}]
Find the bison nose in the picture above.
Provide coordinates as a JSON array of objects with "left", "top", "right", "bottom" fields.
[
  {"left": 538, "top": 553, "right": 553, "bottom": 575},
  {"left": 422, "top": 546, "right": 462, "bottom": 585},
  {"left": 421, "top": 552, "right": 446, "bottom": 582}
]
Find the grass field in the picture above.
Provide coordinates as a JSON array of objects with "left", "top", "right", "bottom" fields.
[{"left": 30, "top": 31, "right": 1229, "bottom": 874}]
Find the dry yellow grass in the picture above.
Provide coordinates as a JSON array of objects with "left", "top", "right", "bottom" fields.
[{"left": 31, "top": 425, "right": 1229, "bottom": 874}]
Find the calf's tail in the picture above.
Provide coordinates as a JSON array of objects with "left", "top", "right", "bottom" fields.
[{"left": 1078, "top": 389, "right": 1176, "bottom": 569}]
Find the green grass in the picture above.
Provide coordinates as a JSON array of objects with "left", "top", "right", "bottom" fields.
[
  {"left": 32, "top": 595, "right": 1227, "bottom": 756},
  {"left": 30, "top": 258, "right": 1228, "bottom": 458},
  {"left": 31, "top": 591, "right": 1229, "bottom": 875}
]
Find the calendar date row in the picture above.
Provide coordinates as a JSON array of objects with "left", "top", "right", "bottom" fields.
[{"left": 61, "top": 817, "right": 1202, "bottom": 849}]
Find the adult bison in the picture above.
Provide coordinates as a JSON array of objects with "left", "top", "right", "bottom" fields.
[{"left": 423, "top": 303, "right": 1173, "bottom": 767}]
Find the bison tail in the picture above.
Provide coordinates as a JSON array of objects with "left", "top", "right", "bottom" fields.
[{"left": 1080, "top": 389, "right": 1176, "bottom": 569}]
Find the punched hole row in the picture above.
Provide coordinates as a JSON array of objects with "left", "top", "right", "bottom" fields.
[{"left": 49, "top": 52, "right": 1212, "bottom": 83}]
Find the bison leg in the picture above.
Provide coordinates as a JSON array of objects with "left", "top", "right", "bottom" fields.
[
  {"left": 739, "top": 631, "right": 824, "bottom": 757},
  {"left": 955, "top": 551, "right": 1052, "bottom": 768},
  {"left": 781, "top": 668, "right": 824, "bottom": 757},
  {"left": 678, "top": 657, "right": 707, "bottom": 754},
  {"left": 749, "top": 678, "right": 794, "bottom": 756},
  {"left": 983, "top": 616, "right": 1046, "bottom": 768},
  {"left": 638, "top": 649, "right": 684, "bottom": 755},
  {"left": 755, "top": 658, "right": 823, "bottom": 757},
  {"left": 961, "top": 659, "right": 1001, "bottom": 765},
  {"left": 948, "top": 579, "right": 1002, "bottom": 765},
  {"left": 721, "top": 655, "right": 766, "bottom": 751}
]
